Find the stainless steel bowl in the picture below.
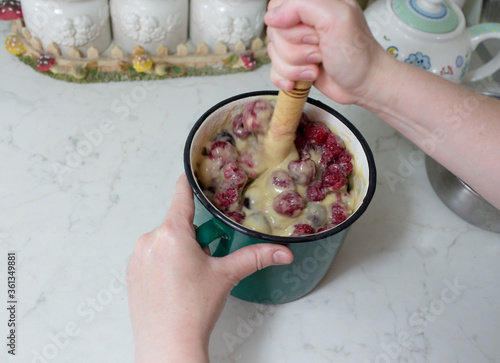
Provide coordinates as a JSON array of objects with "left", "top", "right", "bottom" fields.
[{"left": 425, "top": 155, "right": 500, "bottom": 233}]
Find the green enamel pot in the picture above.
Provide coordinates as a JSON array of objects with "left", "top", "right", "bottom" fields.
[{"left": 184, "top": 91, "right": 376, "bottom": 304}]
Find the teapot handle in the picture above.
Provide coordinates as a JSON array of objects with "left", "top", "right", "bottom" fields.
[{"left": 463, "top": 23, "right": 500, "bottom": 83}]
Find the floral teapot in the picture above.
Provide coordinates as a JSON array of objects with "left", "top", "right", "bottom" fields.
[{"left": 364, "top": 0, "right": 500, "bottom": 83}]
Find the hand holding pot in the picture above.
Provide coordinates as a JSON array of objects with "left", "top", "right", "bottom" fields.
[{"left": 126, "top": 174, "right": 293, "bottom": 362}]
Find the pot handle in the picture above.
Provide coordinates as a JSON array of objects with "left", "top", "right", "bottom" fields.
[
  {"left": 464, "top": 23, "right": 500, "bottom": 82},
  {"left": 195, "top": 218, "right": 234, "bottom": 257}
]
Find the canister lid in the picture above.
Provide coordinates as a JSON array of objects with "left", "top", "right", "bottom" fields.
[{"left": 392, "top": 0, "right": 459, "bottom": 34}]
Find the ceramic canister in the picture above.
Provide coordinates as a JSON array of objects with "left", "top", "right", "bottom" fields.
[
  {"left": 184, "top": 91, "right": 377, "bottom": 304},
  {"left": 189, "top": 0, "right": 268, "bottom": 52},
  {"left": 110, "top": 0, "right": 189, "bottom": 55},
  {"left": 21, "top": 0, "right": 112, "bottom": 56}
]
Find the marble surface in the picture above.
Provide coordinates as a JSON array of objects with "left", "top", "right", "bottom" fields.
[{"left": 1, "top": 21, "right": 499, "bottom": 363}]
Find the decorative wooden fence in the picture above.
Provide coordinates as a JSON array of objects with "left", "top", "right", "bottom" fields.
[{"left": 8, "top": 18, "right": 269, "bottom": 81}]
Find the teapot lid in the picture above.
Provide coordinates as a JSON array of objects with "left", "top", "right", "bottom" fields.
[{"left": 392, "top": 0, "right": 459, "bottom": 34}]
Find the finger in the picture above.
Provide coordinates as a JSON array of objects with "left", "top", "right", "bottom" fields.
[
  {"left": 265, "top": 0, "right": 352, "bottom": 32},
  {"left": 266, "top": 21, "right": 318, "bottom": 46},
  {"left": 267, "top": 0, "right": 286, "bottom": 11},
  {"left": 266, "top": 29, "right": 321, "bottom": 66},
  {"left": 268, "top": 43, "right": 319, "bottom": 83},
  {"left": 216, "top": 244, "right": 294, "bottom": 286},
  {"left": 164, "top": 173, "right": 195, "bottom": 228}
]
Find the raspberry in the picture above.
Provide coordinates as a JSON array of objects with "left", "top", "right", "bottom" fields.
[
  {"left": 242, "top": 99, "right": 273, "bottom": 134},
  {"left": 214, "top": 185, "right": 241, "bottom": 212},
  {"left": 270, "top": 170, "right": 295, "bottom": 190},
  {"left": 304, "top": 121, "right": 330, "bottom": 149},
  {"left": 222, "top": 162, "right": 247, "bottom": 189},
  {"left": 227, "top": 209, "right": 246, "bottom": 223},
  {"left": 292, "top": 224, "right": 315, "bottom": 236},
  {"left": 337, "top": 150, "right": 354, "bottom": 176},
  {"left": 298, "top": 112, "right": 310, "bottom": 130},
  {"left": 288, "top": 159, "right": 317, "bottom": 186},
  {"left": 306, "top": 181, "right": 326, "bottom": 202},
  {"left": 231, "top": 113, "right": 250, "bottom": 139},
  {"left": 214, "top": 129, "right": 235, "bottom": 145},
  {"left": 209, "top": 141, "right": 237, "bottom": 164},
  {"left": 273, "top": 191, "right": 304, "bottom": 217},
  {"left": 329, "top": 202, "right": 350, "bottom": 225},
  {"left": 317, "top": 224, "right": 335, "bottom": 233},
  {"left": 321, "top": 164, "right": 347, "bottom": 191},
  {"left": 294, "top": 132, "right": 311, "bottom": 160},
  {"left": 319, "top": 134, "right": 345, "bottom": 167},
  {"left": 237, "top": 152, "right": 257, "bottom": 178}
]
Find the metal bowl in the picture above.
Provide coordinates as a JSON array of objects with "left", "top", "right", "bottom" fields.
[{"left": 425, "top": 155, "right": 500, "bottom": 233}]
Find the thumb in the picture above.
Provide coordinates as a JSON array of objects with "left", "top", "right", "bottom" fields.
[{"left": 218, "top": 244, "right": 294, "bottom": 285}]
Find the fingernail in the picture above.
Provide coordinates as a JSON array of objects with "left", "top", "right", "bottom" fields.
[
  {"left": 277, "top": 79, "right": 293, "bottom": 91},
  {"left": 307, "top": 53, "right": 321, "bottom": 64},
  {"left": 273, "top": 250, "right": 293, "bottom": 265},
  {"left": 303, "top": 35, "right": 319, "bottom": 45},
  {"left": 265, "top": 6, "right": 281, "bottom": 20},
  {"left": 300, "top": 70, "right": 316, "bottom": 81}
]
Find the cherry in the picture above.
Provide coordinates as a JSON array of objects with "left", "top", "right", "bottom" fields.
[
  {"left": 231, "top": 113, "right": 250, "bottom": 139},
  {"left": 237, "top": 151, "right": 257, "bottom": 178},
  {"left": 242, "top": 99, "right": 273, "bottom": 134},
  {"left": 245, "top": 212, "right": 272, "bottom": 234},
  {"left": 294, "top": 132, "right": 311, "bottom": 160},
  {"left": 222, "top": 162, "right": 247, "bottom": 189},
  {"left": 306, "top": 180, "right": 326, "bottom": 202},
  {"left": 292, "top": 224, "right": 315, "bottom": 236},
  {"left": 304, "top": 121, "right": 330, "bottom": 149},
  {"left": 288, "top": 159, "right": 316, "bottom": 186},
  {"left": 329, "top": 202, "right": 350, "bottom": 225},
  {"left": 304, "top": 203, "right": 328, "bottom": 229},
  {"left": 214, "top": 129, "right": 235, "bottom": 145},
  {"left": 270, "top": 170, "right": 295, "bottom": 190},
  {"left": 322, "top": 164, "right": 347, "bottom": 191},
  {"left": 209, "top": 141, "right": 237, "bottom": 164},
  {"left": 273, "top": 191, "right": 304, "bottom": 217}
]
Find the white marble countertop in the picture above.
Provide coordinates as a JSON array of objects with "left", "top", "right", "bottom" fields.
[{"left": 1, "top": 21, "right": 499, "bottom": 363}]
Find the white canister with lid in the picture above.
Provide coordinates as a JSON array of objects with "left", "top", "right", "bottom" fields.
[
  {"left": 189, "top": 0, "right": 268, "bottom": 52},
  {"left": 110, "top": 0, "right": 189, "bottom": 55},
  {"left": 21, "top": 0, "right": 112, "bottom": 55}
]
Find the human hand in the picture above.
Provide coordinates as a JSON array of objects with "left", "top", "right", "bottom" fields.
[
  {"left": 264, "top": 0, "right": 389, "bottom": 105},
  {"left": 126, "top": 174, "right": 293, "bottom": 363}
]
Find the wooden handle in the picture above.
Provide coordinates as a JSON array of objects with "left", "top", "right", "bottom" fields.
[
  {"left": 265, "top": 81, "right": 312, "bottom": 162},
  {"left": 271, "top": 81, "right": 312, "bottom": 133}
]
